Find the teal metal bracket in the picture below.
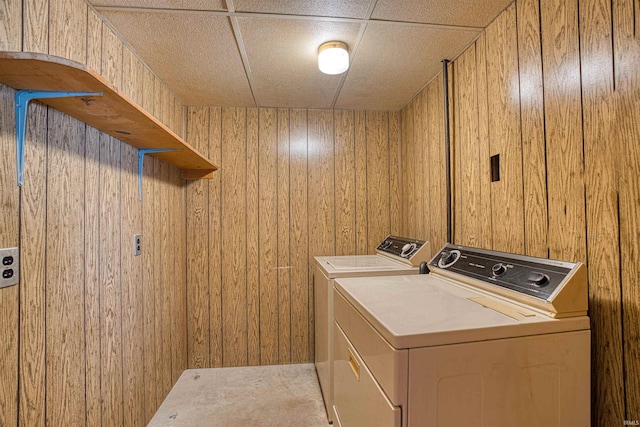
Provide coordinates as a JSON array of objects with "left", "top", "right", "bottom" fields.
[
  {"left": 138, "top": 148, "right": 180, "bottom": 201},
  {"left": 15, "top": 90, "right": 104, "bottom": 186}
]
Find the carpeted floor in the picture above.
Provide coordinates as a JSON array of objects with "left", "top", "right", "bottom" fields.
[{"left": 148, "top": 363, "right": 331, "bottom": 427}]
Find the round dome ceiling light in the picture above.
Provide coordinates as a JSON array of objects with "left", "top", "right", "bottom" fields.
[{"left": 318, "top": 41, "right": 349, "bottom": 75}]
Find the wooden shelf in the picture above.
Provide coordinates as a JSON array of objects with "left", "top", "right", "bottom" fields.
[{"left": 0, "top": 52, "right": 217, "bottom": 179}]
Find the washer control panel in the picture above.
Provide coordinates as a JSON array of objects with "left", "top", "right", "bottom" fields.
[
  {"left": 376, "top": 235, "right": 431, "bottom": 266},
  {"left": 429, "top": 244, "right": 579, "bottom": 302}
]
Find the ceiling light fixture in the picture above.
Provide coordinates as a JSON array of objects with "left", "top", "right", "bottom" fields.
[{"left": 318, "top": 41, "right": 349, "bottom": 75}]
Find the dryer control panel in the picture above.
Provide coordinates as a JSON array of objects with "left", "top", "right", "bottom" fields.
[
  {"left": 376, "top": 235, "right": 431, "bottom": 267},
  {"left": 428, "top": 244, "right": 588, "bottom": 318}
]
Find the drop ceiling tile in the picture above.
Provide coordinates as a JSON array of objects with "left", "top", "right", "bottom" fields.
[
  {"left": 237, "top": 17, "right": 362, "bottom": 108},
  {"left": 371, "top": 0, "right": 512, "bottom": 28},
  {"left": 336, "top": 23, "right": 480, "bottom": 111},
  {"left": 98, "top": 10, "right": 253, "bottom": 106},
  {"left": 91, "top": 0, "right": 227, "bottom": 10},
  {"left": 234, "top": 0, "right": 372, "bottom": 19}
]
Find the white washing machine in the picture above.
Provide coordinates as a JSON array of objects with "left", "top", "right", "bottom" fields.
[
  {"left": 332, "top": 243, "right": 591, "bottom": 427},
  {"left": 314, "top": 235, "right": 432, "bottom": 423}
]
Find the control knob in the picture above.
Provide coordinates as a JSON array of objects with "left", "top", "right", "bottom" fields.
[
  {"left": 401, "top": 243, "right": 417, "bottom": 258},
  {"left": 438, "top": 250, "right": 460, "bottom": 268},
  {"left": 492, "top": 263, "right": 507, "bottom": 277},
  {"left": 379, "top": 239, "right": 392, "bottom": 250},
  {"left": 528, "top": 272, "right": 549, "bottom": 287}
]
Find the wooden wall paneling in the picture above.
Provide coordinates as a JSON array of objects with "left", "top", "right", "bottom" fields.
[
  {"left": 152, "top": 154, "right": 165, "bottom": 407},
  {"left": 169, "top": 91, "right": 182, "bottom": 381},
  {"left": 0, "top": 84, "right": 19, "bottom": 427},
  {"left": 171, "top": 94, "right": 184, "bottom": 137},
  {"left": 412, "top": 96, "right": 426, "bottom": 241},
  {"left": 48, "top": 0, "right": 87, "bottom": 64},
  {"left": 221, "top": 107, "right": 248, "bottom": 367},
  {"left": 258, "top": 107, "right": 278, "bottom": 365},
  {"left": 484, "top": 4, "right": 525, "bottom": 254},
  {"left": 580, "top": 0, "right": 625, "bottom": 423},
  {"left": 186, "top": 107, "right": 210, "bottom": 368},
  {"left": 99, "top": 131, "right": 124, "bottom": 426},
  {"left": 334, "top": 110, "right": 356, "bottom": 255},
  {"left": 474, "top": 34, "right": 493, "bottom": 250},
  {"left": 120, "top": 42, "right": 146, "bottom": 427},
  {"left": 121, "top": 142, "right": 145, "bottom": 426},
  {"left": 308, "top": 109, "right": 335, "bottom": 258},
  {"left": 160, "top": 84, "right": 172, "bottom": 132},
  {"left": 619, "top": 82, "right": 640, "bottom": 427},
  {"left": 155, "top": 158, "right": 172, "bottom": 397},
  {"left": 168, "top": 91, "right": 185, "bottom": 383},
  {"left": 455, "top": 47, "right": 481, "bottom": 247},
  {"left": 419, "top": 92, "right": 432, "bottom": 243},
  {"left": 84, "top": 126, "right": 102, "bottom": 427},
  {"left": 99, "top": 26, "right": 124, "bottom": 425},
  {"left": 101, "top": 24, "right": 123, "bottom": 95},
  {"left": 1, "top": 0, "right": 20, "bottom": 50},
  {"left": 540, "top": 0, "right": 586, "bottom": 262},
  {"left": 140, "top": 162, "right": 155, "bottom": 401},
  {"left": 245, "top": 107, "right": 260, "bottom": 366},
  {"left": 516, "top": 0, "right": 549, "bottom": 258},
  {"left": 389, "top": 112, "right": 401, "bottom": 236},
  {"left": 141, "top": 67, "right": 154, "bottom": 114},
  {"left": 366, "top": 111, "right": 391, "bottom": 251},
  {"left": 86, "top": 10, "right": 102, "bottom": 93},
  {"left": 152, "top": 156, "right": 164, "bottom": 402},
  {"left": 307, "top": 109, "right": 335, "bottom": 360},
  {"left": 154, "top": 80, "right": 174, "bottom": 396},
  {"left": 289, "top": 109, "right": 309, "bottom": 363},
  {"left": 354, "top": 111, "right": 368, "bottom": 253},
  {"left": 426, "top": 80, "right": 443, "bottom": 250},
  {"left": 141, "top": 68, "right": 158, "bottom": 420},
  {"left": 450, "top": 63, "right": 462, "bottom": 245},
  {"left": 170, "top": 164, "right": 186, "bottom": 383},
  {"left": 152, "top": 79, "right": 164, "bottom": 125},
  {"left": 207, "top": 107, "right": 223, "bottom": 368},
  {"left": 401, "top": 103, "right": 415, "bottom": 237},
  {"left": 614, "top": 0, "right": 640, "bottom": 419},
  {"left": 18, "top": 97, "right": 47, "bottom": 427},
  {"left": 22, "top": 0, "right": 47, "bottom": 53},
  {"left": 277, "top": 109, "right": 291, "bottom": 363},
  {"left": 84, "top": 25, "right": 103, "bottom": 426},
  {"left": 122, "top": 47, "right": 144, "bottom": 106},
  {"left": 436, "top": 73, "right": 447, "bottom": 249},
  {"left": 177, "top": 161, "right": 188, "bottom": 375},
  {"left": 45, "top": 111, "right": 86, "bottom": 426}
]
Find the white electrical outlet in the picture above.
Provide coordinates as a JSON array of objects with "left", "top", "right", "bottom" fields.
[
  {"left": 0, "top": 247, "right": 19, "bottom": 289},
  {"left": 134, "top": 234, "right": 142, "bottom": 256}
]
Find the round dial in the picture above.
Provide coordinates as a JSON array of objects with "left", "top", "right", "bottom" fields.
[
  {"left": 492, "top": 263, "right": 507, "bottom": 277},
  {"left": 437, "top": 250, "right": 461, "bottom": 268},
  {"left": 379, "top": 240, "right": 392, "bottom": 250},
  {"left": 401, "top": 243, "right": 417, "bottom": 258},
  {"left": 528, "top": 272, "right": 549, "bottom": 287}
]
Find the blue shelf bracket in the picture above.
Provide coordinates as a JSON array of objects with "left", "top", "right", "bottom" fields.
[
  {"left": 15, "top": 90, "right": 104, "bottom": 186},
  {"left": 137, "top": 148, "right": 180, "bottom": 201}
]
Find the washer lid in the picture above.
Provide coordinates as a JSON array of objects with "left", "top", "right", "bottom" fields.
[
  {"left": 326, "top": 255, "right": 402, "bottom": 270},
  {"left": 334, "top": 274, "right": 590, "bottom": 349},
  {"left": 315, "top": 255, "right": 416, "bottom": 278}
]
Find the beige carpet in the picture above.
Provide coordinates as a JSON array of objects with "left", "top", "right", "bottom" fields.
[{"left": 148, "top": 363, "right": 331, "bottom": 427}]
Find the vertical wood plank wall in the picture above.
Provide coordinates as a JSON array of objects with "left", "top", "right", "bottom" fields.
[
  {"left": 185, "top": 107, "right": 401, "bottom": 368},
  {"left": 4, "top": 0, "right": 636, "bottom": 426},
  {"left": 0, "top": 1, "right": 188, "bottom": 425},
  {"left": 400, "top": 0, "right": 640, "bottom": 425}
]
